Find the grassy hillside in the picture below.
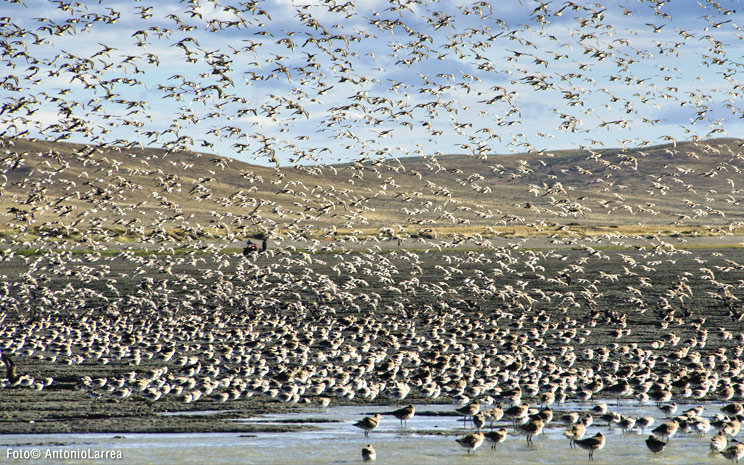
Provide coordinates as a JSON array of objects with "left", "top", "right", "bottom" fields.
[{"left": 1, "top": 137, "right": 743, "bottom": 244}]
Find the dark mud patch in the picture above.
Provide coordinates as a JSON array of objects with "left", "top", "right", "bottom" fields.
[{"left": 245, "top": 418, "right": 343, "bottom": 424}]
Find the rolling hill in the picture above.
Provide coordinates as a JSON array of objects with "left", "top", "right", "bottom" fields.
[{"left": 1, "top": 137, "right": 743, "bottom": 243}]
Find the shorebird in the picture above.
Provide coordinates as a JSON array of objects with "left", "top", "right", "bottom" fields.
[
  {"left": 500, "top": 386, "right": 523, "bottom": 405},
  {"left": 712, "top": 430, "right": 729, "bottom": 452},
  {"left": 485, "top": 404, "right": 504, "bottom": 427},
  {"left": 354, "top": 413, "right": 381, "bottom": 437},
  {"left": 618, "top": 415, "right": 636, "bottom": 433},
  {"left": 723, "top": 417, "right": 742, "bottom": 438},
  {"left": 536, "top": 407, "right": 553, "bottom": 426},
  {"left": 484, "top": 428, "right": 508, "bottom": 450},
  {"left": 564, "top": 422, "right": 586, "bottom": 448},
  {"left": 723, "top": 403, "right": 744, "bottom": 416},
  {"left": 473, "top": 411, "right": 486, "bottom": 431},
  {"left": 658, "top": 402, "right": 677, "bottom": 417},
  {"left": 504, "top": 403, "right": 530, "bottom": 426},
  {"left": 691, "top": 416, "right": 711, "bottom": 435},
  {"left": 538, "top": 391, "right": 555, "bottom": 408},
  {"left": 516, "top": 418, "right": 544, "bottom": 446},
  {"left": 574, "top": 432, "right": 605, "bottom": 461},
  {"left": 683, "top": 405, "right": 704, "bottom": 417},
  {"left": 600, "top": 411, "right": 622, "bottom": 428},
  {"left": 722, "top": 442, "right": 744, "bottom": 463},
  {"left": 456, "top": 432, "right": 484, "bottom": 454},
  {"left": 361, "top": 444, "right": 376, "bottom": 461},
  {"left": 604, "top": 380, "right": 632, "bottom": 405},
  {"left": 1, "top": 352, "right": 20, "bottom": 384},
  {"left": 559, "top": 412, "right": 580, "bottom": 425},
  {"left": 635, "top": 416, "right": 655, "bottom": 432},
  {"left": 455, "top": 401, "right": 480, "bottom": 423},
  {"left": 645, "top": 435, "right": 667, "bottom": 454},
  {"left": 649, "top": 388, "right": 672, "bottom": 404},
  {"left": 651, "top": 419, "right": 679, "bottom": 443},
  {"left": 590, "top": 403, "right": 608, "bottom": 415},
  {"left": 390, "top": 404, "right": 415, "bottom": 427}
]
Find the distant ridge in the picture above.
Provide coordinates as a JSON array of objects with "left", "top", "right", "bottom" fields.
[{"left": 1, "top": 137, "right": 743, "bottom": 241}]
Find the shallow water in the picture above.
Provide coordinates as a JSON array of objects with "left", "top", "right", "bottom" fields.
[{"left": 0, "top": 401, "right": 732, "bottom": 464}]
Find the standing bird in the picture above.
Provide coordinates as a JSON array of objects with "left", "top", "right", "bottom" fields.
[
  {"left": 604, "top": 380, "right": 632, "bottom": 405},
  {"left": 504, "top": 403, "right": 530, "bottom": 426},
  {"left": 536, "top": 407, "right": 553, "bottom": 426},
  {"left": 516, "top": 418, "right": 544, "bottom": 446},
  {"left": 658, "top": 402, "right": 677, "bottom": 417},
  {"left": 645, "top": 435, "right": 667, "bottom": 454},
  {"left": 722, "top": 442, "right": 744, "bottom": 463},
  {"left": 473, "top": 411, "right": 486, "bottom": 431},
  {"left": 538, "top": 391, "right": 555, "bottom": 408},
  {"left": 564, "top": 422, "right": 586, "bottom": 448},
  {"left": 390, "top": 404, "right": 415, "bottom": 427},
  {"left": 636, "top": 416, "right": 655, "bottom": 432},
  {"left": 361, "top": 444, "right": 376, "bottom": 461},
  {"left": 354, "top": 413, "right": 381, "bottom": 437},
  {"left": 574, "top": 432, "right": 605, "bottom": 461},
  {"left": 560, "top": 412, "right": 581, "bottom": 426},
  {"left": 618, "top": 415, "right": 636, "bottom": 433},
  {"left": 651, "top": 419, "right": 679, "bottom": 443},
  {"left": 712, "top": 430, "right": 728, "bottom": 452},
  {"left": 455, "top": 401, "right": 480, "bottom": 423},
  {"left": 484, "top": 428, "right": 508, "bottom": 450},
  {"left": 485, "top": 404, "right": 504, "bottom": 427},
  {"left": 456, "top": 432, "right": 485, "bottom": 454}
]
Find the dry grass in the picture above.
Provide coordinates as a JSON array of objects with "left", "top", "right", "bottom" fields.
[{"left": 1, "top": 137, "right": 743, "bottom": 245}]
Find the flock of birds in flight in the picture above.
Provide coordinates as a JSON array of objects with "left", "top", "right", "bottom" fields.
[
  {"left": 1, "top": 0, "right": 742, "bottom": 162},
  {"left": 0, "top": 0, "right": 743, "bottom": 241},
  {"left": 0, "top": 0, "right": 744, "bottom": 464}
]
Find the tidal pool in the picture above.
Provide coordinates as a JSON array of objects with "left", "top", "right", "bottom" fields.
[{"left": 0, "top": 401, "right": 732, "bottom": 464}]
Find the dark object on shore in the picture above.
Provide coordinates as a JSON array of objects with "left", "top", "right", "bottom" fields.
[
  {"left": 243, "top": 240, "right": 258, "bottom": 255},
  {"left": 1, "top": 352, "right": 19, "bottom": 383},
  {"left": 243, "top": 238, "right": 268, "bottom": 256}
]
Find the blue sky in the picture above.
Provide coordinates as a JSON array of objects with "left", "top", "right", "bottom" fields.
[{"left": 1, "top": 0, "right": 742, "bottom": 166}]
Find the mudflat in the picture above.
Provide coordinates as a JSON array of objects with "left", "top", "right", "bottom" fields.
[{"left": 1, "top": 238, "right": 743, "bottom": 434}]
